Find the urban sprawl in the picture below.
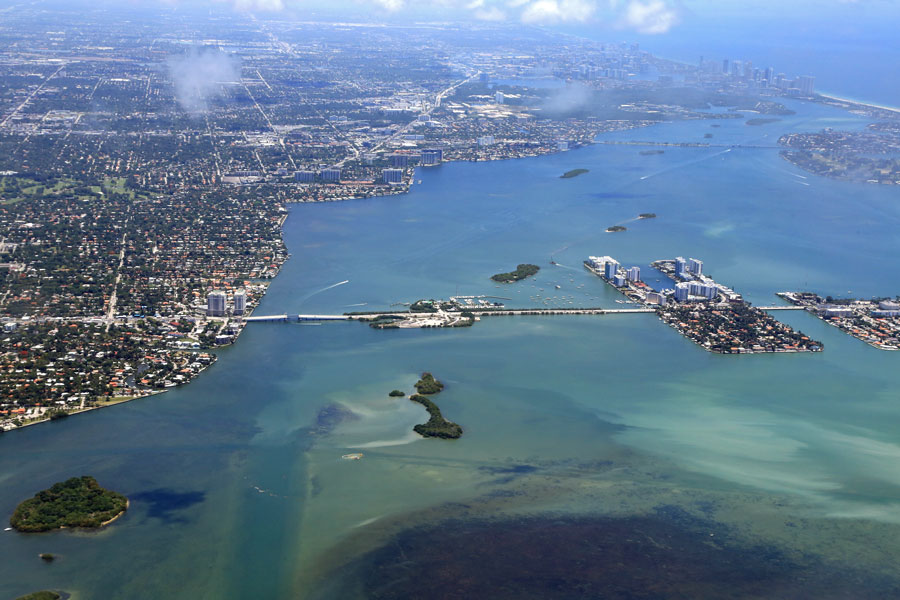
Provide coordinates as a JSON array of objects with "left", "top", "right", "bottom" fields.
[{"left": 0, "top": 6, "right": 897, "bottom": 430}]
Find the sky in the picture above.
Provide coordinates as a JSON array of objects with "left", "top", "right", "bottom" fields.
[
  {"left": 10, "top": 0, "right": 900, "bottom": 104},
  {"left": 188, "top": 0, "right": 900, "bottom": 32}
]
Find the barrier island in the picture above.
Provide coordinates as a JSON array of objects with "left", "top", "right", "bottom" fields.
[
  {"left": 10, "top": 476, "right": 128, "bottom": 532},
  {"left": 491, "top": 264, "right": 540, "bottom": 283}
]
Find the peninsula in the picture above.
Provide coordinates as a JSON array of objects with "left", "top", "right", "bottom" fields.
[{"left": 10, "top": 476, "right": 128, "bottom": 532}]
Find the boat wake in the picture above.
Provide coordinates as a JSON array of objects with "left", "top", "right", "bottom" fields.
[{"left": 298, "top": 279, "right": 350, "bottom": 305}]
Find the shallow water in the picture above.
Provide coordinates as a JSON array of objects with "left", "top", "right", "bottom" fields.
[{"left": 2, "top": 98, "right": 900, "bottom": 598}]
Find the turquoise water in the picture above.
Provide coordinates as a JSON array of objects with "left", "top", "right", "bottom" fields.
[{"left": 3, "top": 98, "right": 900, "bottom": 598}]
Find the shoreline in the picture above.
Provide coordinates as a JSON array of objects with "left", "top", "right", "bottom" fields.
[
  {"left": 816, "top": 93, "right": 900, "bottom": 115},
  {"left": 99, "top": 499, "right": 129, "bottom": 527},
  {"left": 7, "top": 390, "right": 167, "bottom": 433}
]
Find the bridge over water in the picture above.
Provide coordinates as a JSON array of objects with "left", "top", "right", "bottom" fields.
[{"left": 244, "top": 304, "right": 803, "bottom": 323}]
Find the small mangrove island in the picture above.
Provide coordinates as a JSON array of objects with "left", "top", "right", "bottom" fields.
[
  {"left": 606, "top": 225, "right": 627, "bottom": 233},
  {"left": 491, "top": 263, "right": 540, "bottom": 283},
  {"left": 15, "top": 592, "right": 63, "bottom": 600},
  {"left": 746, "top": 118, "right": 781, "bottom": 126},
  {"left": 10, "top": 476, "right": 128, "bottom": 533},
  {"left": 389, "top": 389, "right": 406, "bottom": 397},
  {"left": 560, "top": 168, "right": 589, "bottom": 179},
  {"left": 410, "top": 394, "right": 462, "bottom": 439},
  {"left": 638, "top": 213, "right": 657, "bottom": 219},
  {"left": 415, "top": 372, "right": 444, "bottom": 395}
]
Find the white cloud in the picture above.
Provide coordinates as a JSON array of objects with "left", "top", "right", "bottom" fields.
[
  {"left": 168, "top": 48, "right": 241, "bottom": 114},
  {"left": 520, "top": 0, "right": 596, "bottom": 23},
  {"left": 229, "top": 0, "right": 284, "bottom": 10},
  {"left": 475, "top": 6, "right": 507, "bottom": 19},
  {"left": 373, "top": 0, "right": 406, "bottom": 10},
  {"left": 620, "top": 0, "right": 679, "bottom": 34}
]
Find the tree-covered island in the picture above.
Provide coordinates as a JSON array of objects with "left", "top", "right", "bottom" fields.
[
  {"left": 606, "top": 225, "right": 627, "bottom": 232},
  {"left": 491, "top": 264, "right": 540, "bottom": 283},
  {"left": 638, "top": 213, "right": 657, "bottom": 219},
  {"left": 415, "top": 372, "right": 445, "bottom": 394},
  {"left": 560, "top": 168, "right": 589, "bottom": 178},
  {"left": 410, "top": 394, "right": 463, "bottom": 439},
  {"left": 10, "top": 476, "right": 128, "bottom": 532},
  {"left": 15, "top": 592, "right": 62, "bottom": 600}
]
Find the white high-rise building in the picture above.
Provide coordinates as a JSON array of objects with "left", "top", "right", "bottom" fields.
[
  {"left": 383, "top": 168, "right": 403, "bottom": 184},
  {"left": 207, "top": 291, "right": 227, "bottom": 317},
  {"left": 320, "top": 168, "right": 341, "bottom": 182},
  {"left": 797, "top": 75, "right": 815, "bottom": 95},
  {"left": 627, "top": 266, "right": 641, "bottom": 282},
  {"left": 604, "top": 260, "right": 619, "bottom": 280},
  {"left": 688, "top": 258, "right": 703, "bottom": 276},
  {"left": 233, "top": 290, "right": 247, "bottom": 316}
]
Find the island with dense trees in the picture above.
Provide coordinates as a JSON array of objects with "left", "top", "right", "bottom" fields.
[
  {"left": 491, "top": 264, "right": 540, "bottom": 283},
  {"left": 15, "top": 592, "right": 62, "bottom": 600},
  {"left": 746, "top": 118, "right": 781, "bottom": 126},
  {"left": 409, "top": 394, "right": 463, "bottom": 439},
  {"left": 638, "top": 213, "right": 657, "bottom": 219},
  {"left": 606, "top": 225, "right": 627, "bottom": 232},
  {"left": 10, "top": 476, "right": 128, "bottom": 532},
  {"left": 389, "top": 390, "right": 406, "bottom": 397},
  {"left": 415, "top": 372, "right": 445, "bottom": 395},
  {"left": 560, "top": 168, "right": 589, "bottom": 179}
]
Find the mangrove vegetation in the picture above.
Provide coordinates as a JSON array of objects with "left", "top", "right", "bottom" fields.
[
  {"left": 491, "top": 264, "right": 540, "bottom": 283},
  {"left": 10, "top": 476, "right": 128, "bottom": 532},
  {"left": 560, "top": 168, "right": 589, "bottom": 179},
  {"left": 410, "top": 394, "right": 463, "bottom": 439},
  {"left": 415, "top": 372, "right": 444, "bottom": 395}
]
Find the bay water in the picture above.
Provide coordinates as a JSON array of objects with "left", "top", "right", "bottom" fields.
[{"left": 1, "top": 98, "right": 900, "bottom": 598}]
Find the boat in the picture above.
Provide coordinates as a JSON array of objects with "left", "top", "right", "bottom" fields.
[
  {"left": 342, "top": 453, "right": 364, "bottom": 460},
  {"left": 555, "top": 285, "right": 561, "bottom": 289}
]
